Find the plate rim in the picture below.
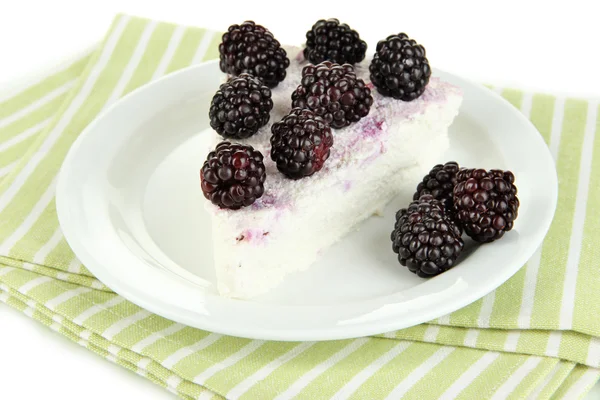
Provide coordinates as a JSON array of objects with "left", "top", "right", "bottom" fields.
[{"left": 56, "top": 60, "right": 558, "bottom": 341}]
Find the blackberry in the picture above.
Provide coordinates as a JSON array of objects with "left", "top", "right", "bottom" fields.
[
  {"left": 391, "top": 195, "right": 464, "bottom": 277},
  {"left": 200, "top": 142, "right": 266, "bottom": 210},
  {"left": 291, "top": 62, "right": 373, "bottom": 129},
  {"left": 413, "top": 161, "right": 460, "bottom": 215},
  {"left": 369, "top": 33, "right": 431, "bottom": 101},
  {"left": 270, "top": 108, "right": 333, "bottom": 179},
  {"left": 304, "top": 18, "right": 367, "bottom": 65},
  {"left": 209, "top": 74, "right": 273, "bottom": 139},
  {"left": 453, "top": 168, "right": 520, "bottom": 243},
  {"left": 219, "top": 21, "right": 290, "bottom": 88}
]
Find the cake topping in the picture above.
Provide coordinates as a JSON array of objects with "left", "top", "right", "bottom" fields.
[
  {"left": 453, "top": 168, "right": 520, "bottom": 243},
  {"left": 270, "top": 108, "right": 333, "bottom": 179},
  {"left": 391, "top": 195, "right": 464, "bottom": 277},
  {"left": 218, "top": 21, "right": 290, "bottom": 88},
  {"left": 413, "top": 161, "right": 460, "bottom": 217},
  {"left": 209, "top": 73, "right": 273, "bottom": 139},
  {"left": 291, "top": 61, "right": 373, "bottom": 129},
  {"left": 200, "top": 142, "right": 266, "bottom": 210},
  {"left": 370, "top": 33, "right": 431, "bottom": 101},
  {"left": 303, "top": 18, "right": 367, "bottom": 65}
]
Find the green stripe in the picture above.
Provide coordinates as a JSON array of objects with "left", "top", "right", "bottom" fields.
[
  {"left": 140, "top": 327, "right": 210, "bottom": 361},
  {"left": 178, "top": 379, "right": 222, "bottom": 400},
  {"left": 456, "top": 354, "right": 524, "bottom": 399},
  {"left": 449, "top": 298, "right": 484, "bottom": 326},
  {"left": 436, "top": 325, "right": 469, "bottom": 345},
  {"left": 2, "top": 268, "right": 44, "bottom": 289},
  {"left": 500, "top": 88, "right": 524, "bottom": 110},
  {"left": 558, "top": 332, "right": 591, "bottom": 366},
  {"left": 516, "top": 331, "right": 550, "bottom": 358},
  {"left": 297, "top": 339, "right": 396, "bottom": 399},
  {"left": 530, "top": 94, "right": 556, "bottom": 145},
  {"left": 24, "top": 279, "right": 68, "bottom": 303},
  {"left": 477, "top": 329, "right": 509, "bottom": 350},
  {"left": 0, "top": 55, "right": 89, "bottom": 119},
  {"left": 51, "top": 289, "right": 114, "bottom": 316},
  {"left": 204, "top": 341, "right": 299, "bottom": 393},
  {"left": 43, "top": 237, "right": 87, "bottom": 274},
  {"left": 551, "top": 364, "right": 600, "bottom": 399},
  {"left": 536, "top": 362, "right": 576, "bottom": 400},
  {"left": 0, "top": 18, "right": 148, "bottom": 244},
  {"left": 574, "top": 103, "right": 600, "bottom": 335},
  {"left": 9, "top": 201, "right": 57, "bottom": 261},
  {"left": 489, "top": 267, "right": 526, "bottom": 327},
  {"left": 240, "top": 340, "right": 352, "bottom": 399},
  {"left": 2, "top": 290, "right": 28, "bottom": 313},
  {"left": 202, "top": 34, "right": 221, "bottom": 61},
  {"left": 54, "top": 290, "right": 114, "bottom": 316},
  {"left": 507, "top": 359, "right": 557, "bottom": 399},
  {"left": 0, "top": 133, "right": 39, "bottom": 169},
  {"left": 0, "top": 94, "right": 64, "bottom": 142},
  {"left": 112, "top": 315, "right": 176, "bottom": 347},
  {"left": 165, "top": 28, "right": 206, "bottom": 73},
  {"left": 122, "top": 22, "right": 176, "bottom": 95},
  {"left": 84, "top": 301, "right": 143, "bottom": 332},
  {"left": 402, "top": 348, "right": 481, "bottom": 399},
  {"left": 532, "top": 99, "right": 588, "bottom": 328},
  {"left": 394, "top": 324, "right": 429, "bottom": 341},
  {"left": 171, "top": 336, "right": 253, "bottom": 380},
  {"left": 349, "top": 343, "right": 437, "bottom": 400}
]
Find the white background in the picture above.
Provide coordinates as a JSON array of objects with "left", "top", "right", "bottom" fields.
[{"left": 0, "top": 0, "right": 599, "bottom": 398}]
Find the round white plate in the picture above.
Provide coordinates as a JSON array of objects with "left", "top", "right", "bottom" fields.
[{"left": 56, "top": 61, "right": 557, "bottom": 341}]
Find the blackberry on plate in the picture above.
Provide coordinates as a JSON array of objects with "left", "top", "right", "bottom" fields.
[
  {"left": 413, "top": 161, "right": 460, "bottom": 215},
  {"left": 209, "top": 73, "right": 273, "bottom": 139},
  {"left": 200, "top": 141, "right": 266, "bottom": 210},
  {"left": 391, "top": 195, "right": 464, "bottom": 277},
  {"left": 219, "top": 21, "right": 290, "bottom": 88},
  {"left": 291, "top": 61, "right": 373, "bottom": 129},
  {"left": 271, "top": 108, "right": 333, "bottom": 179},
  {"left": 304, "top": 18, "right": 367, "bottom": 65},
  {"left": 453, "top": 168, "right": 520, "bottom": 243},
  {"left": 369, "top": 33, "right": 431, "bottom": 101}
]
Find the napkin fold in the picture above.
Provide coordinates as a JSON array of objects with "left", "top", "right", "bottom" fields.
[{"left": 0, "top": 14, "right": 598, "bottom": 399}]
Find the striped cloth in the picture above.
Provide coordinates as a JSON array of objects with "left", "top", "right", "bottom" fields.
[{"left": 0, "top": 14, "right": 599, "bottom": 399}]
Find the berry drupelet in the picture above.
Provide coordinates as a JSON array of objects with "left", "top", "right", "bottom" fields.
[
  {"left": 453, "top": 168, "right": 520, "bottom": 243},
  {"left": 369, "top": 33, "right": 431, "bottom": 101},
  {"left": 209, "top": 73, "right": 273, "bottom": 140},
  {"left": 391, "top": 195, "right": 464, "bottom": 277},
  {"left": 413, "top": 161, "right": 460, "bottom": 215},
  {"left": 304, "top": 18, "right": 367, "bottom": 65},
  {"left": 291, "top": 61, "right": 373, "bottom": 129},
  {"left": 270, "top": 108, "right": 333, "bottom": 179},
  {"left": 218, "top": 21, "right": 290, "bottom": 88},
  {"left": 200, "top": 142, "right": 266, "bottom": 210}
]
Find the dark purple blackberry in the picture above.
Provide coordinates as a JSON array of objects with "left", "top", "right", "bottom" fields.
[
  {"left": 291, "top": 62, "right": 373, "bottom": 129},
  {"left": 453, "top": 168, "right": 520, "bottom": 243},
  {"left": 391, "top": 195, "right": 464, "bottom": 277},
  {"left": 413, "top": 161, "right": 460, "bottom": 214},
  {"left": 219, "top": 21, "right": 290, "bottom": 88},
  {"left": 200, "top": 142, "right": 266, "bottom": 210},
  {"left": 270, "top": 108, "right": 333, "bottom": 179},
  {"left": 369, "top": 33, "right": 431, "bottom": 101},
  {"left": 304, "top": 18, "right": 367, "bottom": 65},
  {"left": 209, "top": 74, "right": 273, "bottom": 139}
]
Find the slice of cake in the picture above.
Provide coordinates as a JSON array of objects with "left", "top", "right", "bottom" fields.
[{"left": 203, "top": 45, "right": 463, "bottom": 299}]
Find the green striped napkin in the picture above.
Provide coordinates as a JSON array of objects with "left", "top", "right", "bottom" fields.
[{"left": 0, "top": 14, "right": 599, "bottom": 399}]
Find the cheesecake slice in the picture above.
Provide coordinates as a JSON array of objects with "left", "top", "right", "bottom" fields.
[{"left": 206, "top": 47, "right": 463, "bottom": 299}]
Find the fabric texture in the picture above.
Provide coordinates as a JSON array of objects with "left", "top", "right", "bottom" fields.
[{"left": 0, "top": 14, "right": 599, "bottom": 399}]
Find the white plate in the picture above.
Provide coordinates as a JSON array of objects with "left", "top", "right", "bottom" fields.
[{"left": 56, "top": 60, "right": 557, "bottom": 341}]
